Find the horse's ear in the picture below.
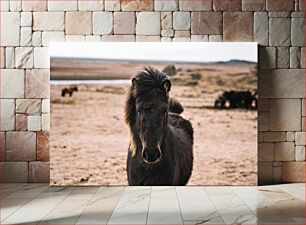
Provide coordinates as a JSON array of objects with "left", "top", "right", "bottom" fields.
[
  {"left": 131, "top": 78, "right": 137, "bottom": 88},
  {"left": 163, "top": 79, "right": 171, "bottom": 93}
]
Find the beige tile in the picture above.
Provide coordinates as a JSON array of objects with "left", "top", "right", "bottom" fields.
[
  {"left": 136, "top": 12, "right": 160, "bottom": 35},
  {"left": 48, "top": 0, "right": 77, "bottom": 11},
  {"left": 22, "top": 0, "right": 47, "bottom": 11},
  {"left": 295, "top": 132, "right": 305, "bottom": 145},
  {"left": 0, "top": 99, "right": 15, "bottom": 131},
  {"left": 33, "top": 12, "right": 64, "bottom": 31},
  {"left": 282, "top": 162, "right": 306, "bottom": 182},
  {"left": 0, "top": 69, "right": 24, "bottom": 98},
  {"left": 274, "top": 142, "right": 295, "bottom": 161},
  {"left": 258, "top": 143, "right": 274, "bottom": 161},
  {"left": 27, "top": 115, "right": 41, "bottom": 131},
  {"left": 0, "top": 132, "right": 5, "bottom": 161},
  {"left": 173, "top": 12, "right": 190, "bottom": 31},
  {"left": 15, "top": 47, "right": 33, "bottom": 68},
  {"left": 16, "top": 99, "right": 41, "bottom": 115},
  {"left": 121, "top": 0, "right": 153, "bottom": 11},
  {"left": 65, "top": 35, "right": 85, "bottom": 42},
  {"left": 41, "top": 113, "right": 50, "bottom": 131},
  {"left": 1, "top": 12, "right": 20, "bottom": 46},
  {"left": 223, "top": 12, "right": 253, "bottom": 41},
  {"left": 16, "top": 114, "right": 27, "bottom": 131},
  {"left": 26, "top": 69, "right": 50, "bottom": 98},
  {"left": 37, "top": 131, "right": 50, "bottom": 161},
  {"left": 6, "top": 132, "right": 36, "bottom": 161},
  {"left": 136, "top": 35, "right": 161, "bottom": 42},
  {"left": 270, "top": 99, "right": 301, "bottom": 131},
  {"left": 66, "top": 12, "right": 92, "bottom": 35},
  {"left": 155, "top": 0, "right": 178, "bottom": 11},
  {"left": 34, "top": 47, "right": 50, "bottom": 68},
  {"left": 114, "top": 12, "right": 135, "bottom": 35},
  {"left": 258, "top": 69, "right": 304, "bottom": 98},
  {"left": 0, "top": 162, "right": 28, "bottom": 183},
  {"left": 101, "top": 35, "right": 135, "bottom": 42},
  {"left": 42, "top": 31, "right": 64, "bottom": 47},
  {"left": 258, "top": 162, "right": 273, "bottom": 185},
  {"left": 179, "top": 0, "right": 212, "bottom": 11},
  {"left": 78, "top": 0, "right": 103, "bottom": 10},
  {"left": 93, "top": 12, "right": 113, "bottom": 35},
  {"left": 213, "top": 0, "right": 242, "bottom": 11},
  {"left": 105, "top": 0, "right": 120, "bottom": 11},
  {"left": 29, "top": 161, "right": 50, "bottom": 183}
]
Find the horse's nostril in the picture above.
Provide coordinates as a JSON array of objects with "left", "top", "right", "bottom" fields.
[
  {"left": 154, "top": 150, "right": 161, "bottom": 160},
  {"left": 142, "top": 148, "right": 161, "bottom": 163},
  {"left": 142, "top": 151, "right": 149, "bottom": 161}
]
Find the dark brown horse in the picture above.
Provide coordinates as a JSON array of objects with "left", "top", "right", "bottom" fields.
[
  {"left": 61, "top": 86, "right": 78, "bottom": 97},
  {"left": 125, "top": 67, "right": 193, "bottom": 186}
]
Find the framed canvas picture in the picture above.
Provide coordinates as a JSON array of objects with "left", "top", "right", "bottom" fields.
[{"left": 49, "top": 42, "right": 257, "bottom": 186}]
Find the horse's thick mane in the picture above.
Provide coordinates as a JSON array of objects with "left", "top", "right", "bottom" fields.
[{"left": 124, "top": 67, "right": 170, "bottom": 155}]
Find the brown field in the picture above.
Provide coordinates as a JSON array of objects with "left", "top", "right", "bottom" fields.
[{"left": 50, "top": 63, "right": 257, "bottom": 186}]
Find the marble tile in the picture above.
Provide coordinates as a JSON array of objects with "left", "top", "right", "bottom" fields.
[
  {"left": 29, "top": 161, "right": 50, "bottom": 183},
  {"left": 37, "top": 131, "right": 50, "bottom": 161},
  {"left": 0, "top": 132, "right": 4, "bottom": 161},
  {"left": 282, "top": 162, "right": 306, "bottom": 182},
  {"left": 16, "top": 114, "right": 27, "bottom": 131},
  {"left": 76, "top": 187, "right": 124, "bottom": 224},
  {"left": 108, "top": 186, "right": 150, "bottom": 224},
  {"left": 40, "top": 187, "right": 97, "bottom": 224},
  {"left": 0, "top": 69, "right": 24, "bottom": 98},
  {"left": 231, "top": 186, "right": 266, "bottom": 200},
  {"left": 25, "top": 69, "right": 50, "bottom": 98},
  {"left": 1, "top": 198, "right": 33, "bottom": 222},
  {"left": 277, "top": 184, "right": 305, "bottom": 202},
  {"left": 176, "top": 187, "right": 217, "bottom": 221},
  {"left": 6, "top": 132, "right": 36, "bottom": 161},
  {"left": 0, "top": 162, "right": 28, "bottom": 183},
  {"left": 5, "top": 183, "right": 49, "bottom": 199},
  {"left": 35, "top": 186, "right": 74, "bottom": 200},
  {"left": 0, "top": 183, "right": 28, "bottom": 199},
  {"left": 2, "top": 198, "right": 64, "bottom": 224},
  {"left": 147, "top": 187, "right": 183, "bottom": 224},
  {"left": 183, "top": 217, "right": 225, "bottom": 224}
]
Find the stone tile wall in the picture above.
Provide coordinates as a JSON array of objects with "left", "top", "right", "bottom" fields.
[{"left": 0, "top": 0, "right": 305, "bottom": 184}]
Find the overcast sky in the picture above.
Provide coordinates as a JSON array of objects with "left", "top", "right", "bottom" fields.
[{"left": 50, "top": 42, "right": 257, "bottom": 63}]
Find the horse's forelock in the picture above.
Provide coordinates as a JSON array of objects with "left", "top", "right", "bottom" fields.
[{"left": 125, "top": 67, "right": 169, "bottom": 157}]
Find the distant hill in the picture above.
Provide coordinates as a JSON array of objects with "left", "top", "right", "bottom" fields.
[{"left": 215, "top": 59, "right": 257, "bottom": 65}]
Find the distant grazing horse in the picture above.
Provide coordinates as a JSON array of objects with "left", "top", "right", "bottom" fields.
[
  {"left": 215, "top": 90, "right": 257, "bottom": 109},
  {"left": 61, "top": 86, "right": 78, "bottom": 97},
  {"left": 125, "top": 67, "right": 194, "bottom": 186}
]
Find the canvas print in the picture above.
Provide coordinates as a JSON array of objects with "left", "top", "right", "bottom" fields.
[{"left": 50, "top": 43, "right": 257, "bottom": 186}]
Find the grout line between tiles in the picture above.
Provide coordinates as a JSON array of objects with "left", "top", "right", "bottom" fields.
[
  {"left": 174, "top": 187, "right": 186, "bottom": 225},
  {"left": 106, "top": 186, "right": 126, "bottom": 225},
  {"left": 202, "top": 187, "right": 226, "bottom": 225},
  {"left": 37, "top": 186, "right": 76, "bottom": 223},
  {"left": 75, "top": 186, "right": 101, "bottom": 224},
  {"left": 145, "top": 186, "right": 152, "bottom": 225}
]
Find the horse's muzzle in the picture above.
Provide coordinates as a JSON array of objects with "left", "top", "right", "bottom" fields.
[{"left": 142, "top": 147, "right": 161, "bottom": 164}]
